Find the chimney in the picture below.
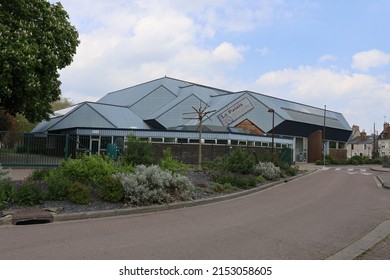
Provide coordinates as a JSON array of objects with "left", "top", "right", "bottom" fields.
[
  {"left": 384, "top": 122, "right": 390, "bottom": 131},
  {"left": 360, "top": 130, "right": 366, "bottom": 141}
]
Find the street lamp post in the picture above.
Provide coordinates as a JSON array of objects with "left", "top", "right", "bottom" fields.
[{"left": 268, "top": 108, "right": 275, "bottom": 162}]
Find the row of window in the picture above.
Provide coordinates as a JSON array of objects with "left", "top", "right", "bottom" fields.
[{"left": 76, "top": 135, "right": 291, "bottom": 152}]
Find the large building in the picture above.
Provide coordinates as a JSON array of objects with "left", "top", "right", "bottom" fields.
[{"left": 32, "top": 76, "right": 352, "bottom": 162}]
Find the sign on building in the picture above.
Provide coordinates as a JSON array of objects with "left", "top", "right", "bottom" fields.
[{"left": 218, "top": 97, "right": 254, "bottom": 125}]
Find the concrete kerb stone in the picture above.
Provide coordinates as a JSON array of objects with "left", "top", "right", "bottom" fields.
[
  {"left": 1, "top": 169, "right": 317, "bottom": 226},
  {"left": 326, "top": 220, "right": 390, "bottom": 260},
  {"left": 371, "top": 166, "right": 390, "bottom": 189}
]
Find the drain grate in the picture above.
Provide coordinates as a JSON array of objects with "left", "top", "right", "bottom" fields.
[{"left": 12, "top": 209, "right": 53, "bottom": 225}]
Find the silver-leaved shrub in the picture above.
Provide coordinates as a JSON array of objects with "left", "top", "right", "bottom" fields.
[
  {"left": 0, "top": 164, "right": 10, "bottom": 183},
  {"left": 254, "top": 162, "right": 281, "bottom": 180},
  {"left": 116, "top": 165, "right": 195, "bottom": 206}
]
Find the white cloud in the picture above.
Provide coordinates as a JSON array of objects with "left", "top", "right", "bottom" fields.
[
  {"left": 254, "top": 66, "right": 390, "bottom": 131},
  {"left": 351, "top": 49, "right": 390, "bottom": 71},
  {"left": 318, "top": 54, "right": 337, "bottom": 64}
]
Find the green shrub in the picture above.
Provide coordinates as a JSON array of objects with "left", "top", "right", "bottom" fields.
[
  {"left": 254, "top": 162, "right": 281, "bottom": 180},
  {"left": 30, "top": 168, "right": 51, "bottom": 181},
  {"left": 160, "top": 148, "right": 188, "bottom": 172},
  {"left": 0, "top": 165, "right": 12, "bottom": 209},
  {"left": 98, "top": 175, "right": 124, "bottom": 203},
  {"left": 0, "top": 187, "right": 6, "bottom": 209},
  {"left": 257, "top": 175, "right": 266, "bottom": 184},
  {"left": 211, "top": 182, "right": 236, "bottom": 193},
  {"left": 122, "top": 135, "right": 156, "bottom": 166},
  {"left": 208, "top": 148, "right": 256, "bottom": 174},
  {"left": 43, "top": 169, "right": 71, "bottom": 201},
  {"left": 117, "top": 165, "right": 195, "bottom": 206},
  {"left": 14, "top": 181, "right": 46, "bottom": 206},
  {"left": 0, "top": 165, "right": 10, "bottom": 182},
  {"left": 209, "top": 171, "right": 257, "bottom": 189},
  {"left": 60, "top": 154, "right": 116, "bottom": 186},
  {"left": 0, "top": 180, "right": 16, "bottom": 205},
  {"left": 68, "top": 182, "right": 91, "bottom": 205},
  {"left": 277, "top": 162, "right": 298, "bottom": 177}
]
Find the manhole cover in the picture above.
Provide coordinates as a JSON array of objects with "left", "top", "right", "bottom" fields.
[{"left": 12, "top": 209, "right": 53, "bottom": 225}]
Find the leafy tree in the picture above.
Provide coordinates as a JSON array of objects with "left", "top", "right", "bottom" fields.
[
  {"left": 52, "top": 96, "right": 74, "bottom": 111},
  {"left": 0, "top": 0, "right": 79, "bottom": 122}
]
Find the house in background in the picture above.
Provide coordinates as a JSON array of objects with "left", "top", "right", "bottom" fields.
[
  {"left": 378, "top": 122, "right": 390, "bottom": 157},
  {"left": 32, "top": 76, "right": 352, "bottom": 163},
  {"left": 347, "top": 125, "right": 375, "bottom": 159}
]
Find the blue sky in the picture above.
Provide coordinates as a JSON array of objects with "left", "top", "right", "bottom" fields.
[{"left": 55, "top": 0, "right": 390, "bottom": 134}]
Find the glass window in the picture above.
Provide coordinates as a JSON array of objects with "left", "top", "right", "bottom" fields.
[
  {"left": 177, "top": 138, "right": 188, "bottom": 143},
  {"left": 100, "top": 136, "right": 112, "bottom": 150},
  {"left": 205, "top": 139, "right": 216, "bottom": 144},
  {"left": 329, "top": 141, "right": 337, "bottom": 148},
  {"left": 78, "top": 136, "right": 90, "bottom": 150},
  {"left": 216, "top": 139, "right": 228, "bottom": 145}
]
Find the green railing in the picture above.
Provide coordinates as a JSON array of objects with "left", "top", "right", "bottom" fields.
[{"left": 0, "top": 132, "right": 69, "bottom": 167}]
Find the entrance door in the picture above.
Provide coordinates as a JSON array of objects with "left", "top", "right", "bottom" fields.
[
  {"left": 295, "top": 137, "right": 307, "bottom": 162},
  {"left": 90, "top": 137, "right": 100, "bottom": 154}
]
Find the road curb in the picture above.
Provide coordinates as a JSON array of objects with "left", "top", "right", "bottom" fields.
[
  {"left": 376, "top": 175, "right": 390, "bottom": 189},
  {"left": 326, "top": 220, "right": 390, "bottom": 260}
]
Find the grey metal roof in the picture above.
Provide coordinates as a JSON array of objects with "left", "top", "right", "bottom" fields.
[
  {"left": 247, "top": 91, "right": 351, "bottom": 131},
  {"left": 32, "top": 76, "right": 351, "bottom": 136},
  {"left": 33, "top": 102, "right": 149, "bottom": 132},
  {"left": 97, "top": 76, "right": 189, "bottom": 106}
]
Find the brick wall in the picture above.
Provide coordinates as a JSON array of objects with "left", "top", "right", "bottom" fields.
[
  {"left": 152, "top": 143, "right": 282, "bottom": 164},
  {"left": 329, "top": 148, "right": 347, "bottom": 162}
]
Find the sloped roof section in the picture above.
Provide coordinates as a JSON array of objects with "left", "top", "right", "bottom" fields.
[
  {"left": 97, "top": 76, "right": 189, "bottom": 107},
  {"left": 33, "top": 102, "right": 149, "bottom": 133},
  {"left": 247, "top": 91, "right": 351, "bottom": 131}
]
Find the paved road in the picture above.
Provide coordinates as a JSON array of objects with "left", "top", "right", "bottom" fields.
[{"left": 1, "top": 167, "right": 389, "bottom": 260}]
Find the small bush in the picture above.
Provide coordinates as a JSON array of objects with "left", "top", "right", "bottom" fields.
[
  {"left": 160, "top": 148, "right": 188, "bottom": 172},
  {"left": 43, "top": 169, "right": 71, "bottom": 201},
  {"left": 68, "top": 182, "right": 91, "bottom": 205},
  {"left": 209, "top": 171, "right": 257, "bottom": 189},
  {"left": 0, "top": 165, "right": 12, "bottom": 209},
  {"left": 30, "top": 168, "right": 51, "bottom": 181},
  {"left": 60, "top": 154, "right": 116, "bottom": 186},
  {"left": 14, "top": 180, "right": 46, "bottom": 206},
  {"left": 211, "top": 182, "right": 236, "bottom": 193},
  {"left": 277, "top": 162, "right": 298, "bottom": 177},
  {"left": 257, "top": 175, "right": 266, "bottom": 184},
  {"left": 208, "top": 148, "right": 256, "bottom": 174},
  {"left": 0, "top": 165, "right": 10, "bottom": 182},
  {"left": 98, "top": 175, "right": 124, "bottom": 203},
  {"left": 117, "top": 165, "right": 195, "bottom": 206},
  {"left": 254, "top": 162, "right": 281, "bottom": 180},
  {"left": 0, "top": 187, "right": 6, "bottom": 209}
]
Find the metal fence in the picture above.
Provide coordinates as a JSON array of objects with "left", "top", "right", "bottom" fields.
[
  {"left": 0, "top": 132, "right": 69, "bottom": 166},
  {"left": 0, "top": 131, "right": 293, "bottom": 167}
]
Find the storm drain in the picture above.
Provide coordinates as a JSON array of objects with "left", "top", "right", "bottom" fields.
[{"left": 12, "top": 209, "right": 53, "bottom": 225}]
